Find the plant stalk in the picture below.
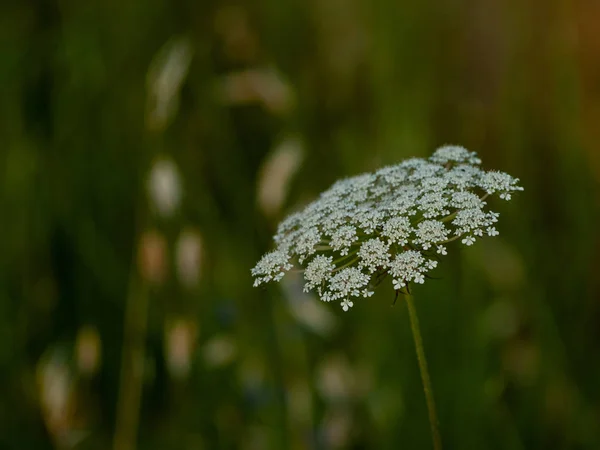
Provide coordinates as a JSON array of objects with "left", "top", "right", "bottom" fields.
[
  {"left": 406, "top": 294, "right": 442, "bottom": 450},
  {"left": 113, "top": 274, "right": 148, "bottom": 450}
]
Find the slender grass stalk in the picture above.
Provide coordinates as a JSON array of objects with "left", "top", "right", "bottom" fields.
[
  {"left": 405, "top": 294, "right": 442, "bottom": 450},
  {"left": 114, "top": 270, "right": 148, "bottom": 450}
]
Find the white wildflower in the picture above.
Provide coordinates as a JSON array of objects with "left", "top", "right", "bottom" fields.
[
  {"left": 462, "top": 236, "right": 476, "bottom": 246},
  {"left": 381, "top": 216, "right": 412, "bottom": 246},
  {"left": 330, "top": 225, "right": 358, "bottom": 255},
  {"left": 304, "top": 255, "right": 335, "bottom": 292},
  {"left": 324, "top": 267, "right": 372, "bottom": 302},
  {"left": 358, "top": 238, "right": 390, "bottom": 273},
  {"left": 417, "top": 191, "right": 450, "bottom": 218},
  {"left": 414, "top": 220, "right": 449, "bottom": 250},
  {"left": 341, "top": 298, "right": 354, "bottom": 312},
  {"left": 252, "top": 145, "right": 523, "bottom": 311},
  {"left": 321, "top": 210, "right": 351, "bottom": 235},
  {"left": 407, "top": 161, "right": 443, "bottom": 182},
  {"left": 295, "top": 227, "right": 321, "bottom": 263},
  {"left": 376, "top": 165, "right": 409, "bottom": 186},
  {"left": 251, "top": 249, "right": 293, "bottom": 286},
  {"left": 420, "top": 176, "right": 450, "bottom": 192},
  {"left": 487, "top": 227, "right": 499, "bottom": 237},
  {"left": 452, "top": 208, "right": 489, "bottom": 235},
  {"left": 444, "top": 164, "right": 482, "bottom": 190},
  {"left": 429, "top": 145, "right": 482, "bottom": 165},
  {"left": 450, "top": 191, "right": 484, "bottom": 209},
  {"left": 147, "top": 157, "right": 182, "bottom": 217},
  {"left": 478, "top": 171, "right": 523, "bottom": 198},
  {"left": 355, "top": 207, "right": 385, "bottom": 234},
  {"left": 389, "top": 251, "right": 438, "bottom": 289}
]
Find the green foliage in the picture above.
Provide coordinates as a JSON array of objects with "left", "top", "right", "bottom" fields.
[{"left": 1, "top": 0, "right": 599, "bottom": 449}]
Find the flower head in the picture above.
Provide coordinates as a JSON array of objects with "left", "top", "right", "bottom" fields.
[
  {"left": 147, "top": 157, "right": 182, "bottom": 217},
  {"left": 252, "top": 145, "right": 523, "bottom": 311}
]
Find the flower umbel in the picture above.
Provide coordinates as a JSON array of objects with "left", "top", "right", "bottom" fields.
[{"left": 252, "top": 145, "right": 523, "bottom": 310}]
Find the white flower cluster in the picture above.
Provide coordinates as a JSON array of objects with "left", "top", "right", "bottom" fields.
[{"left": 252, "top": 145, "right": 523, "bottom": 311}]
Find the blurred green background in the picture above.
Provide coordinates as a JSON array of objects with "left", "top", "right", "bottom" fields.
[{"left": 1, "top": 0, "right": 600, "bottom": 449}]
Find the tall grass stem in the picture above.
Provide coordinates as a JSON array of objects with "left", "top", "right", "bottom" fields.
[{"left": 406, "top": 294, "right": 442, "bottom": 450}]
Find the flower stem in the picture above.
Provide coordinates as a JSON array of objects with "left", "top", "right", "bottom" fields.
[
  {"left": 114, "top": 265, "right": 148, "bottom": 450},
  {"left": 405, "top": 294, "right": 442, "bottom": 450}
]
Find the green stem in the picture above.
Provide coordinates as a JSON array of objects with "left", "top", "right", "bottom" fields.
[
  {"left": 114, "top": 204, "right": 147, "bottom": 450},
  {"left": 332, "top": 256, "right": 359, "bottom": 272},
  {"left": 406, "top": 294, "right": 442, "bottom": 450},
  {"left": 114, "top": 272, "right": 148, "bottom": 450},
  {"left": 437, "top": 234, "right": 463, "bottom": 245},
  {"left": 332, "top": 248, "right": 359, "bottom": 264}
]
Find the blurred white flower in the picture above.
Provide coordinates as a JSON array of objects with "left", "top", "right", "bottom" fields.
[
  {"left": 257, "top": 136, "right": 304, "bottom": 216},
  {"left": 316, "top": 354, "right": 356, "bottom": 403},
  {"left": 321, "top": 410, "right": 353, "bottom": 450},
  {"left": 146, "top": 36, "right": 193, "bottom": 131},
  {"left": 146, "top": 157, "right": 182, "bottom": 218},
  {"left": 75, "top": 325, "right": 101, "bottom": 376},
  {"left": 219, "top": 67, "right": 294, "bottom": 114},
  {"left": 252, "top": 145, "right": 524, "bottom": 311},
  {"left": 164, "top": 317, "right": 198, "bottom": 379},
  {"left": 281, "top": 272, "right": 337, "bottom": 337},
  {"left": 202, "top": 334, "right": 237, "bottom": 368},
  {"left": 175, "top": 228, "right": 203, "bottom": 288},
  {"left": 36, "top": 346, "right": 89, "bottom": 448},
  {"left": 137, "top": 229, "right": 168, "bottom": 284}
]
